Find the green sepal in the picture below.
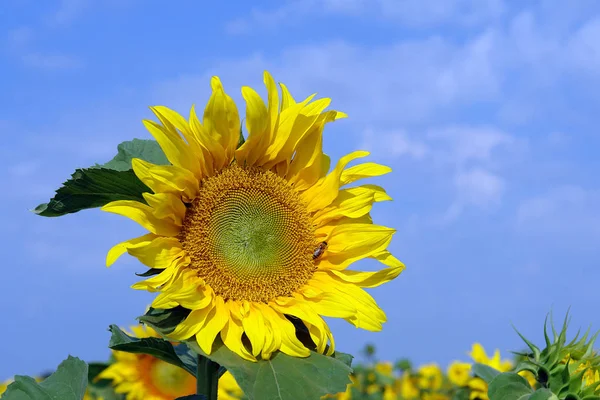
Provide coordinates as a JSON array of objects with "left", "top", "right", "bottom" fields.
[
  {"left": 186, "top": 339, "right": 353, "bottom": 400},
  {"left": 237, "top": 123, "right": 246, "bottom": 148},
  {"left": 1, "top": 356, "right": 88, "bottom": 400},
  {"left": 135, "top": 268, "right": 163, "bottom": 277},
  {"left": 107, "top": 324, "right": 197, "bottom": 376},
  {"left": 137, "top": 307, "right": 191, "bottom": 335}
]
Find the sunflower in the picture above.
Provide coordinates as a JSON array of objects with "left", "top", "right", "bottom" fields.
[
  {"left": 98, "top": 325, "right": 242, "bottom": 400},
  {"left": 103, "top": 71, "right": 403, "bottom": 361},
  {"left": 0, "top": 379, "right": 10, "bottom": 395}
]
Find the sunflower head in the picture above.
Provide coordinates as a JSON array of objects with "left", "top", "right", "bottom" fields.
[{"left": 103, "top": 70, "right": 404, "bottom": 362}]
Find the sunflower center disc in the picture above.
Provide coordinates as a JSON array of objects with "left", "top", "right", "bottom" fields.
[{"left": 179, "top": 164, "right": 317, "bottom": 302}]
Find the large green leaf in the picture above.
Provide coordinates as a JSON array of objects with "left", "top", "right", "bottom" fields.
[
  {"left": 33, "top": 168, "right": 150, "bottom": 217},
  {"left": 473, "top": 363, "right": 502, "bottom": 384},
  {"left": 108, "top": 325, "right": 197, "bottom": 376},
  {"left": 95, "top": 139, "right": 169, "bottom": 171},
  {"left": 34, "top": 139, "right": 168, "bottom": 217},
  {"left": 1, "top": 356, "right": 88, "bottom": 400},
  {"left": 186, "top": 340, "right": 353, "bottom": 400},
  {"left": 488, "top": 372, "right": 534, "bottom": 400}
]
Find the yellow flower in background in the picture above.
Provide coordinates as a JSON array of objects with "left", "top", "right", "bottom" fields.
[
  {"left": 518, "top": 370, "right": 537, "bottom": 388},
  {"left": 0, "top": 379, "right": 10, "bottom": 395},
  {"left": 447, "top": 361, "right": 472, "bottom": 386},
  {"left": 322, "top": 375, "right": 355, "bottom": 400},
  {"left": 97, "top": 325, "right": 242, "bottom": 400},
  {"left": 418, "top": 363, "right": 443, "bottom": 390},
  {"left": 383, "top": 384, "right": 398, "bottom": 400},
  {"left": 376, "top": 361, "right": 395, "bottom": 377},
  {"left": 469, "top": 343, "right": 512, "bottom": 372},
  {"left": 398, "top": 372, "right": 420, "bottom": 398},
  {"left": 423, "top": 393, "right": 450, "bottom": 400},
  {"left": 103, "top": 71, "right": 404, "bottom": 361},
  {"left": 468, "top": 377, "right": 489, "bottom": 400}
]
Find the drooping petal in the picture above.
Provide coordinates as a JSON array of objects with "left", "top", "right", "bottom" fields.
[
  {"left": 125, "top": 236, "right": 185, "bottom": 269},
  {"left": 259, "top": 305, "right": 310, "bottom": 357},
  {"left": 131, "top": 255, "right": 189, "bottom": 292},
  {"left": 329, "top": 264, "right": 405, "bottom": 288},
  {"left": 101, "top": 200, "right": 180, "bottom": 237},
  {"left": 196, "top": 296, "right": 229, "bottom": 355},
  {"left": 106, "top": 233, "right": 157, "bottom": 267},
  {"left": 240, "top": 301, "right": 266, "bottom": 358},
  {"left": 221, "top": 302, "right": 255, "bottom": 361}
]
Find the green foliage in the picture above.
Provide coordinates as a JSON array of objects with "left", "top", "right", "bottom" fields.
[
  {"left": 474, "top": 363, "right": 502, "bottom": 384},
  {"left": 1, "top": 356, "right": 88, "bottom": 400},
  {"left": 94, "top": 139, "right": 168, "bottom": 171},
  {"left": 487, "top": 372, "right": 533, "bottom": 400},
  {"left": 186, "top": 340, "right": 353, "bottom": 400},
  {"left": 85, "top": 362, "right": 124, "bottom": 400},
  {"left": 34, "top": 139, "right": 167, "bottom": 217},
  {"left": 137, "top": 307, "right": 191, "bottom": 335},
  {"left": 108, "top": 325, "right": 198, "bottom": 376}
]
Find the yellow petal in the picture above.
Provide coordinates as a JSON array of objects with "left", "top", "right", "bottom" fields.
[
  {"left": 196, "top": 296, "right": 229, "bottom": 355},
  {"left": 167, "top": 307, "right": 213, "bottom": 341},
  {"left": 319, "top": 223, "right": 395, "bottom": 270},
  {"left": 312, "top": 272, "right": 386, "bottom": 331},
  {"left": 221, "top": 302, "right": 255, "bottom": 361},
  {"left": 189, "top": 104, "right": 226, "bottom": 176},
  {"left": 301, "top": 151, "right": 369, "bottom": 212},
  {"left": 370, "top": 250, "right": 405, "bottom": 269},
  {"left": 150, "top": 106, "right": 204, "bottom": 177},
  {"left": 260, "top": 305, "right": 310, "bottom": 357},
  {"left": 152, "top": 276, "right": 213, "bottom": 310},
  {"left": 106, "top": 233, "right": 157, "bottom": 267},
  {"left": 329, "top": 265, "right": 404, "bottom": 288},
  {"left": 236, "top": 86, "right": 268, "bottom": 166},
  {"left": 101, "top": 200, "right": 180, "bottom": 237},
  {"left": 132, "top": 158, "right": 199, "bottom": 202},
  {"left": 240, "top": 301, "right": 266, "bottom": 357},
  {"left": 298, "top": 284, "right": 357, "bottom": 319},
  {"left": 125, "top": 236, "right": 185, "bottom": 269},
  {"left": 142, "top": 192, "right": 186, "bottom": 226},
  {"left": 313, "top": 184, "right": 391, "bottom": 225},
  {"left": 142, "top": 118, "right": 198, "bottom": 176},
  {"left": 340, "top": 162, "right": 392, "bottom": 186},
  {"left": 131, "top": 256, "right": 188, "bottom": 292},
  {"left": 203, "top": 77, "right": 240, "bottom": 165},
  {"left": 279, "top": 82, "right": 296, "bottom": 111}
]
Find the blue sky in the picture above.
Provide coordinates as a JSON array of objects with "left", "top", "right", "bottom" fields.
[{"left": 1, "top": 0, "right": 600, "bottom": 380}]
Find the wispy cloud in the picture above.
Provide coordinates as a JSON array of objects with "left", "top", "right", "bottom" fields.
[{"left": 226, "top": 0, "right": 506, "bottom": 34}]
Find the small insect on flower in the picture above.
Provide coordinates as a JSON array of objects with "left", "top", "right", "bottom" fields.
[{"left": 313, "top": 241, "right": 328, "bottom": 260}]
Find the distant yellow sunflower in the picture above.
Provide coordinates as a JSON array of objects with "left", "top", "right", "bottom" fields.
[
  {"left": 98, "top": 325, "right": 242, "bottom": 400},
  {"left": 103, "top": 71, "right": 404, "bottom": 360},
  {"left": 0, "top": 379, "right": 10, "bottom": 395}
]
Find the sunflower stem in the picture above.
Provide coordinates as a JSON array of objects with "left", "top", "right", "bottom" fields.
[{"left": 197, "top": 355, "right": 220, "bottom": 400}]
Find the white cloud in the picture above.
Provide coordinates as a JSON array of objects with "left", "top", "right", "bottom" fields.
[
  {"left": 361, "top": 129, "right": 429, "bottom": 159},
  {"left": 454, "top": 168, "right": 505, "bottom": 207},
  {"left": 46, "top": 0, "right": 91, "bottom": 26},
  {"left": 226, "top": 0, "right": 506, "bottom": 34},
  {"left": 517, "top": 186, "right": 600, "bottom": 239}
]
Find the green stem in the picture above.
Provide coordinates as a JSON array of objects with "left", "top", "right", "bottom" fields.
[{"left": 197, "top": 355, "right": 220, "bottom": 400}]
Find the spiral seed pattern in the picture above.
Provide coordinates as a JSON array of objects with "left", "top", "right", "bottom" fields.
[{"left": 179, "top": 164, "right": 316, "bottom": 302}]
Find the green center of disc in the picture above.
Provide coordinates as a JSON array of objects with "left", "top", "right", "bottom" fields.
[{"left": 209, "top": 189, "right": 291, "bottom": 278}]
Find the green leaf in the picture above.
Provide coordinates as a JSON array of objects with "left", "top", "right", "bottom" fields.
[
  {"left": 452, "top": 387, "right": 472, "bottom": 400},
  {"left": 1, "top": 356, "right": 88, "bottom": 400},
  {"left": 86, "top": 362, "right": 112, "bottom": 389},
  {"left": 473, "top": 363, "right": 502, "bottom": 384},
  {"left": 529, "top": 389, "right": 559, "bottom": 400},
  {"left": 488, "top": 372, "right": 533, "bottom": 400},
  {"left": 333, "top": 352, "right": 354, "bottom": 369},
  {"left": 108, "top": 325, "right": 197, "bottom": 376},
  {"left": 94, "top": 139, "right": 169, "bottom": 171},
  {"left": 186, "top": 340, "right": 352, "bottom": 400},
  {"left": 34, "top": 168, "right": 150, "bottom": 217}
]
